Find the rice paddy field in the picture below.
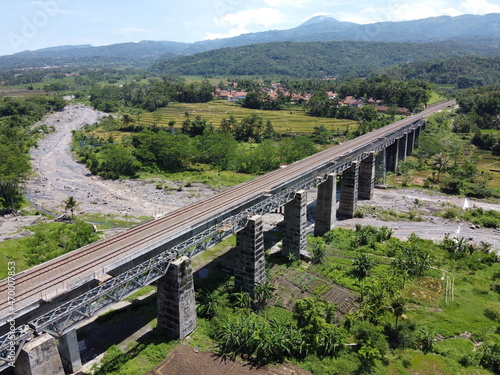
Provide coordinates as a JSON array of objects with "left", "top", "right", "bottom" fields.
[
  {"left": 133, "top": 101, "right": 356, "bottom": 134},
  {"left": 475, "top": 149, "right": 500, "bottom": 189}
]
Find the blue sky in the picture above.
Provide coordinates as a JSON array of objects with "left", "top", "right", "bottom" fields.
[{"left": 1, "top": 0, "right": 500, "bottom": 56}]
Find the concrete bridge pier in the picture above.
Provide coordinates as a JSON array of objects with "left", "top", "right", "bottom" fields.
[
  {"left": 157, "top": 256, "right": 197, "bottom": 340},
  {"left": 359, "top": 152, "right": 375, "bottom": 200},
  {"left": 57, "top": 329, "right": 82, "bottom": 373},
  {"left": 235, "top": 215, "right": 266, "bottom": 294},
  {"left": 415, "top": 126, "right": 422, "bottom": 141},
  {"left": 407, "top": 130, "right": 415, "bottom": 156},
  {"left": 282, "top": 190, "right": 307, "bottom": 259},
  {"left": 15, "top": 334, "right": 64, "bottom": 375},
  {"left": 338, "top": 161, "right": 359, "bottom": 218},
  {"left": 386, "top": 139, "right": 400, "bottom": 173},
  {"left": 398, "top": 134, "right": 408, "bottom": 162},
  {"left": 314, "top": 173, "right": 337, "bottom": 237},
  {"left": 375, "top": 149, "right": 387, "bottom": 185}
]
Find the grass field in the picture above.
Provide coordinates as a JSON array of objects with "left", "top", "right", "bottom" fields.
[
  {"left": 133, "top": 101, "right": 356, "bottom": 134},
  {"left": 0, "top": 87, "right": 47, "bottom": 97}
]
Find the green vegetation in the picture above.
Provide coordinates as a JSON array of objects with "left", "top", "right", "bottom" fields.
[
  {"left": 184, "top": 225, "right": 499, "bottom": 375},
  {"left": 150, "top": 40, "right": 500, "bottom": 79},
  {"left": 134, "top": 101, "right": 355, "bottom": 134},
  {"left": 391, "top": 105, "right": 500, "bottom": 198},
  {"left": 0, "top": 96, "right": 66, "bottom": 208},
  {"left": 0, "top": 221, "right": 100, "bottom": 278},
  {"left": 72, "top": 114, "right": 319, "bottom": 180},
  {"left": 389, "top": 56, "right": 500, "bottom": 88}
]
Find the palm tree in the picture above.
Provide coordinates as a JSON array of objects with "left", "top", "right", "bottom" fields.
[
  {"left": 352, "top": 253, "right": 375, "bottom": 280},
  {"left": 389, "top": 294, "right": 407, "bottom": 330},
  {"left": 231, "top": 291, "right": 253, "bottom": 309},
  {"left": 311, "top": 243, "right": 326, "bottom": 264},
  {"left": 254, "top": 282, "right": 275, "bottom": 310},
  {"left": 196, "top": 289, "right": 220, "bottom": 318},
  {"left": 63, "top": 196, "right": 78, "bottom": 219}
]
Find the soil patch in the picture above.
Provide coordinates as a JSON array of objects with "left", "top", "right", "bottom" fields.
[{"left": 146, "top": 345, "right": 311, "bottom": 375}]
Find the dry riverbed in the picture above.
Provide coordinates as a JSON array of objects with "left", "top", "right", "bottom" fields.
[{"left": 1, "top": 104, "right": 499, "bottom": 254}]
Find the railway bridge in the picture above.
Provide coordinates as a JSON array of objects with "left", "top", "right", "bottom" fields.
[{"left": 0, "top": 100, "right": 455, "bottom": 374}]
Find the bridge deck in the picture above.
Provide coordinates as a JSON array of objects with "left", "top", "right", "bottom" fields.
[{"left": 0, "top": 101, "right": 455, "bottom": 325}]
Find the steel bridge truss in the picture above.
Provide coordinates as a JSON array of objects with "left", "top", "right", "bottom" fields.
[{"left": 0, "top": 119, "right": 425, "bottom": 370}]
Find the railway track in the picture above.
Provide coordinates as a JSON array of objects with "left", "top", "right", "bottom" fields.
[{"left": 0, "top": 100, "right": 455, "bottom": 322}]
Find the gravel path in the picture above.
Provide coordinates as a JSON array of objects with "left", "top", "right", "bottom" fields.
[{"left": 24, "top": 104, "right": 217, "bottom": 218}]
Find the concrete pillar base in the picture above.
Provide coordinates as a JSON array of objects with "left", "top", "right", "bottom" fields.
[
  {"left": 315, "top": 173, "right": 337, "bottom": 236},
  {"left": 283, "top": 190, "right": 307, "bottom": 259},
  {"left": 398, "top": 134, "right": 408, "bottom": 162},
  {"left": 58, "top": 329, "right": 82, "bottom": 373},
  {"left": 407, "top": 130, "right": 415, "bottom": 156},
  {"left": 386, "top": 139, "right": 399, "bottom": 173},
  {"left": 157, "top": 256, "right": 197, "bottom": 340},
  {"left": 375, "top": 149, "right": 387, "bottom": 185},
  {"left": 15, "top": 334, "right": 64, "bottom": 375},
  {"left": 359, "top": 153, "right": 375, "bottom": 200},
  {"left": 235, "top": 215, "right": 266, "bottom": 294},
  {"left": 338, "top": 161, "right": 359, "bottom": 219}
]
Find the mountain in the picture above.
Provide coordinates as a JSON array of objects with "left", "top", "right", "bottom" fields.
[
  {"left": 183, "top": 13, "right": 500, "bottom": 53},
  {"left": 0, "top": 13, "right": 499, "bottom": 71},
  {"left": 151, "top": 39, "right": 500, "bottom": 79},
  {"left": 0, "top": 41, "right": 188, "bottom": 70}
]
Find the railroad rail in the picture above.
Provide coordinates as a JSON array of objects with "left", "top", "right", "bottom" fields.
[{"left": 0, "top": 100, "right": 455, "bottom": 369}]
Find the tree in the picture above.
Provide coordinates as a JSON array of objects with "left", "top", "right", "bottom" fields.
[
  {"left": 0, "top": 143, "right": 30, "bottom": 208},
  {"left": 132, "top": 130, "right": 192, "bottom": 172},
  {"left": 196, "top": 290, "right": 220, "bottom": 318},
  {"left": 63, "top": 196, "right": 78, "bottom": 219},
  {"left": 231, "top": 291, "right": 253, "bottom": 309},
  {"left": 352, "top": 253, "right": 375, "bottom": 280},
  {"left": 311, "top": 242, "right": 326, "bottom": 264},
  {"left": 418, "top": 326, "right": 435, "bottom": 354},
  {"left": 389, "top": 294, "right": 407, "bottom": 330},
  {"left": 254, "top": 282, "right": 275, "bottom": 310},
  {"left": 98, "top": 144, "right": 142, "bottom": 179},
  {"left": 430, "top": 152, "right": 450, "bottom": 181}
]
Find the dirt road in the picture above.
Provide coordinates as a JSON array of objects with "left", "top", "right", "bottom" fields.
[{"left": 23, "top": 104, "right": 216, "bottom": 218}]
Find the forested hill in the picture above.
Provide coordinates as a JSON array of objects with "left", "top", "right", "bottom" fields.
[
  {"left": 387, "top": 56, "right": 500, "bottom": 88},
  {"left": 0, "top": 13, "right": 499, "bottom": 71},
  {"left": 150, "top": 39, "right": 500, "bottom": 79}
]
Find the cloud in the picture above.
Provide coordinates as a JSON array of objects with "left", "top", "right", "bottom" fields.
[
  {"left": 340, "top": 1, "right": 465, "bottom": 24},
  {"left": 206, "top": 7, "right": 286, "bottom": 39},
  {"left": 214, "top": 7, "right": 286, "bottom": 29},
  {"left": 460, "top": 0, "right": 500, "bottom": 14}
]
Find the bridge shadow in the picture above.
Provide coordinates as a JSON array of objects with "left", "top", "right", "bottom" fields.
[
  {"left": 76, "top": 321, "right": 176, "bottom": 375},
  {"left": 77, "top": 293, "right": 160, "bottom": 368},
  {"left": 193, "top": 224, "right": 284, "bottom": 292}
]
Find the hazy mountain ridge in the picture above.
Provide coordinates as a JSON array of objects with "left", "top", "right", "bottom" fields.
[{"left": 0, "top": 13, "right": 499, "bottom": 71}]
